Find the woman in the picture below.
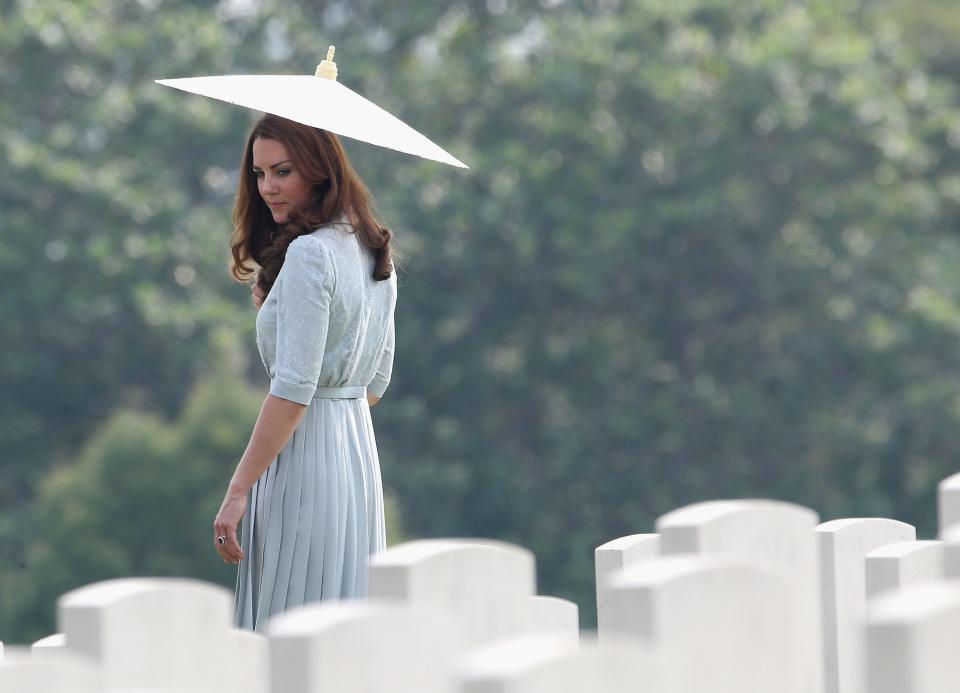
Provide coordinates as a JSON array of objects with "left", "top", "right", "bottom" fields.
[{"left": 212, "top": 113, "right": 397, "bottom": 632}]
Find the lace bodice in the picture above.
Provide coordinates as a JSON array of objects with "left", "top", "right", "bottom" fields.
[{"left": 255, "top": 221, "right": 397, "bottom": 405}]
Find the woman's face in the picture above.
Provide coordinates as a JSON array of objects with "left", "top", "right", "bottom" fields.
[{"left": 252, "top": 137, "right": 313, "bottom": 224}]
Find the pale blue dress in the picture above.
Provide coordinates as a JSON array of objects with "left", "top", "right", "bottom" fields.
[{"left": 233, "top": 219, "right": 396, "bottom": 632}]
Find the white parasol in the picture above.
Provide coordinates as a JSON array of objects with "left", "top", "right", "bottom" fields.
[{"left": 155, "top": 46, "right": 468, "bottom": 169}]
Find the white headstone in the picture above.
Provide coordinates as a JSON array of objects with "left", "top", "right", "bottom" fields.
[
  {"left": 459, "top": 631, "right": 652, "bottom": 693},
  {"left": 0, "top": 645, "right": 99, "bottom": 692},
  {"left": 523, "top": 596, "right": 579, "bottom": 642},
  {"left": 865, "top": 540, "right": 945, "bottom": 599},
  {"left": 268, "top": 600, "right": 461, "bottom": 693},
  {"left": 866, "top": 580, "right": 960, "bottom": 693},
  {"left": 369, "top": 538, "right": 536, "bottom": 647},
  {"left": 941, "top": 525, "right": 960, "bottom": 579},
  {"left": 937, "top": 471, "right": 960, "bottom": 534},
  {"left": 599, "top": 555, "right": 803, "bottom": 693},
  {"left": 594, "top": 533, "right": 659, "bottom": 632},
  {"left": 655, "top": 499, "right": 823, "bottom": 693},
  {"left": 57, "top": 577, "right": 269, "bottom": 693},
  {"left": 816, "top": 518, "right": 915, "bottom": 693},
  {"left": 30, "top": 633, "right": 67, "bottom": 660}
]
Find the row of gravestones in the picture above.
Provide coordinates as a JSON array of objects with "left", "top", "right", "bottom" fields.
[{"left": 2, "top": 471, "right": 960, "bottom": 692}]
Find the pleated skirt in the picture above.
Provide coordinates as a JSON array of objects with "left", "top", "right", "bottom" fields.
[{"left": 233, "top": 397, "right": 387, "bottom": 632}]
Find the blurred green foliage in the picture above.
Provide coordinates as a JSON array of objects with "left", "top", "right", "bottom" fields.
[
  {"left": 1, "top": 334, "right": 406, "bottom": 641},
  {"left": 4, "top": 337, "right": 262, "bottom": 639},
  {"left": 2, "top": 0, "right": 959, "bottom": 642}
]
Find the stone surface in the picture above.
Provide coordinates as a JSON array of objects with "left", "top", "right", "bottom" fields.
[
  {"left": 369, "top": 538, "right": 537, "bottom": 647},
  {"left": 941, "top": 525, "right": 960, "bottom": 579},
  {"left": 30, "top": 632, "right": 67, "bottom": 660},
  {"left": 268, "top": 600, "right": 461, "bottom": 693},
  {"left": 656, "top": 499, "right": 823, "bottom": 693},
  {"left": 57, "top": 577, "right": 269, "bottom": 693},
  {"left": 865, "top": 540, "right": 944, "bottom": 599},
  {"left": 523, "top": 596, "right": 579, "bottom": 642},
  {"left": 937, "top": 472, "right": 960, "bottom": 534},
  {"left": 0, "top": 645, "right": 99, "bottom": 692},
  {"left": 31, "top": 633, "right": 66, "bottom": 649},
  {"left": 815, "top": 518, "right": 915, "bottom": 693},
  {"left": 599, "top": 555, "right": 803, "bottom": 693},
  {"left": 594, "top": 533, "right": 659, "bottom": 632},
  {"left": 459, "top": 631, "right": 651, "bottom": 693},
  {"left": 866, "top": 580, "right": 960, "bottom": 693}
]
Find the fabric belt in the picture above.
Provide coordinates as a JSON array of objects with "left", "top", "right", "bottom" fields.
[{"left": 312, "top": 385, "right": 367, "bottom": 400}]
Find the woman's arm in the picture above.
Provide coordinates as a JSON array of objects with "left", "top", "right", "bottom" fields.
[
  {"left": 367, "top": 312, "right": 395, "bottom": 403},
  {"left": 254, "top": 282, "right": 378, "bottom": 409},
  {"left": 226, "top": 394, "right": 307, "bottom": 497}
]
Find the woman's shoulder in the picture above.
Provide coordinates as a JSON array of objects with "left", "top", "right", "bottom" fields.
[
  {"left": 284, "top": 233, "right": 337, "bottom": 282},
  {"left": 294, "top": 217, "right": 347, "bottom": 247},
  {"left": 303, "top": 216, "right": 352, "bottom": 246},
  {"left": 287, "top": 232, "right": 328, "bottom": 256}
]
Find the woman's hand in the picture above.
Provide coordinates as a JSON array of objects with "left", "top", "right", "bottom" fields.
[
  {"left": 251, "top": 283, "right": 265, "bottom": 310},
  {"left": 214, "top": 490, "right": 247, "bottom": 564}
]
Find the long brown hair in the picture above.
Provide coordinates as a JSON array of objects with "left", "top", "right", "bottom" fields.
[{"left": 228, "top": 114, "right": 394, "bottom": 292}]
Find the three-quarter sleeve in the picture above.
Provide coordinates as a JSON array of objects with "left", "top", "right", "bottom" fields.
[
  {"left": 269, "top": 236, "right": 336, "bottom": 405},
  {"left": 367, "top": 313, "right": 395, "bottom": 398}
]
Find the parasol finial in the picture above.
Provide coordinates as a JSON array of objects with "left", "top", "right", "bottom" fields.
[{"left": 315, "top": 46, "right": 338, "bottom": 80}]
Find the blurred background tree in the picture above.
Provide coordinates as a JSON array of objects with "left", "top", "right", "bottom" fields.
[{"left": 1, "top": 0, "right": 959, "bottom": 641}]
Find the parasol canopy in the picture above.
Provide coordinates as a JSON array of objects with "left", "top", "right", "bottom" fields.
[{"left": 155, "top": 46, "right": 468, "bottom": 169}]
